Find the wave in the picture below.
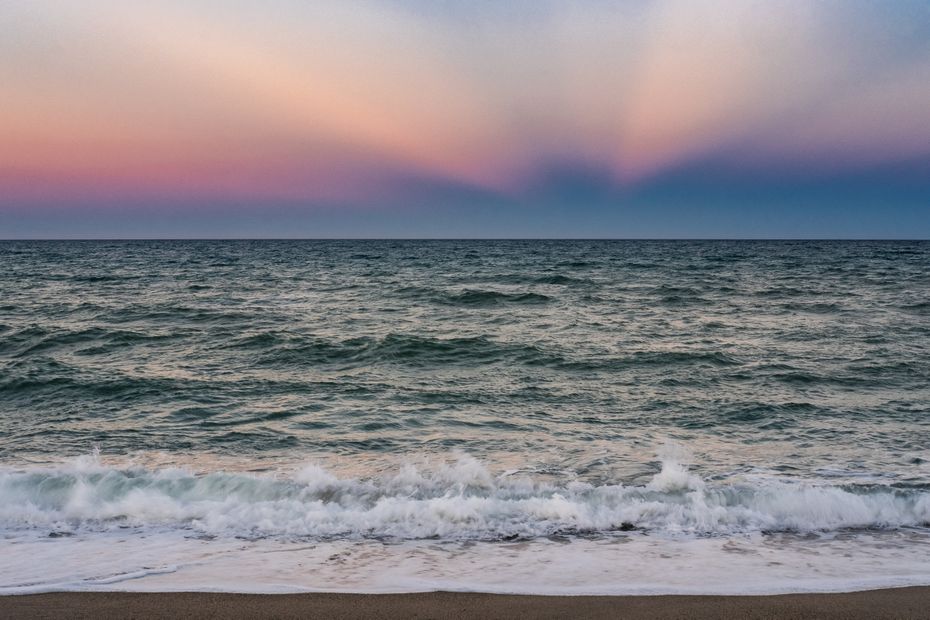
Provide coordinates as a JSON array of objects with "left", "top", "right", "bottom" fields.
[
  {"left": 2, "top": 453, "right": 927, "bottom": 541},
  {"left": 453, "top": 274, "right": 595, "bottom": 286},
  {"left": 1, "top": 326, "right": 176, "bottom": 358},
  {"left": 396, "top": 287, "right": 553, "bottom": 307},
  {"left": 235, "top": 333, "right": 553, "bottom": 368},
  {"left": 562, "top": 350, "right": 742, "bottom": 370},
  {"left": 221, "top": 332, "right": 746, "bottom": 372},
  {"left": 901, "top": 302, "right": 930, "bottom": 316},
  {"left": 69, "top": 274, "right": 140, "bottom": 284},
  {"left": 779, "top": 302, "right": 844, "bottom": 314},
  {"left": 1, "top": 328, "right": 747, "bottom": 387}
]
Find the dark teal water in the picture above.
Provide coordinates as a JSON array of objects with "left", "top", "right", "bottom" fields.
[
  {"left": 3, "top": 240, "right": 928, "bottom": 472},
  {"left": 1, "top": 240, "right": 929, "bottom": 544}
]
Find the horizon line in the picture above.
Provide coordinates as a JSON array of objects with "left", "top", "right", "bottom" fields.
[{"left": 2, "top": 237, "right": 929, "bottom": 242}]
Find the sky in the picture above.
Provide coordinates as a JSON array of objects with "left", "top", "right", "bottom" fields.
[{"left": 1, "top": 0, "right": 928, "bottom": 238}]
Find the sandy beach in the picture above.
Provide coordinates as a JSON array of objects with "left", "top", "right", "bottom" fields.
[{"left": 3, "top": 588, "right": 929, "bottom": 619}]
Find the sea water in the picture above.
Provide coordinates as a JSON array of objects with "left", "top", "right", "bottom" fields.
[{"left": 1, "top": 240, "right": 928, "bottom": 594}]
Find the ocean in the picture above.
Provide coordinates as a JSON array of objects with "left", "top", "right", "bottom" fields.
[{"left": 1, "top": 239, "right": 929, "bottom": 594}]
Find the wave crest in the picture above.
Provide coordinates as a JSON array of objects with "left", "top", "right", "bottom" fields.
[{"left": 2, "top": 453, "right": 928, "bottom": 541}]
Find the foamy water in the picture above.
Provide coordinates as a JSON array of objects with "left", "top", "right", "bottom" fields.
[
  {"left": 5, "top": 530, "right": 930, "bottom": 596},
  {"left": 1, "top": 450, "right": 929, "bottom": 594},
  {"left": 2, "top": 452, "right": 929, "bottom": 540}
]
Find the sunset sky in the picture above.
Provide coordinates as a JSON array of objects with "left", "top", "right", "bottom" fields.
[{"left": 1, "top": 0, "right": 928, "bottom": 238}]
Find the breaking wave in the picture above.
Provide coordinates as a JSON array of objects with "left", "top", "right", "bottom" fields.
[{"left": 3, "top": 452, "right": 928, "bottom": 541}]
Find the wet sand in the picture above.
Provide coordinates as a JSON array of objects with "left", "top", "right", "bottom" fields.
[{"left": 2, "top": 588, "right": 929, "bottom": 619}]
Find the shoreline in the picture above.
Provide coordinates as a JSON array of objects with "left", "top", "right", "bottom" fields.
[{"left": 3, "top": 588, "right": 929, "bottom": 619}]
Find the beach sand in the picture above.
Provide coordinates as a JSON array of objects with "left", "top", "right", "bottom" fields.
[{"left": 2, "top": 588, "right": 929, "bottom": 619}]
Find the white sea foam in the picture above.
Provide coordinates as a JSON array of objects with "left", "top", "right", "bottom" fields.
[
  {"left": 1, "top": 452, "right": 928, "bottom": 540},
  {"left": 1, "top": 451, "right": 929, "bottom": 595},
  {"left": 3, "top": 530, "right": 930, "bottom": 595}
]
